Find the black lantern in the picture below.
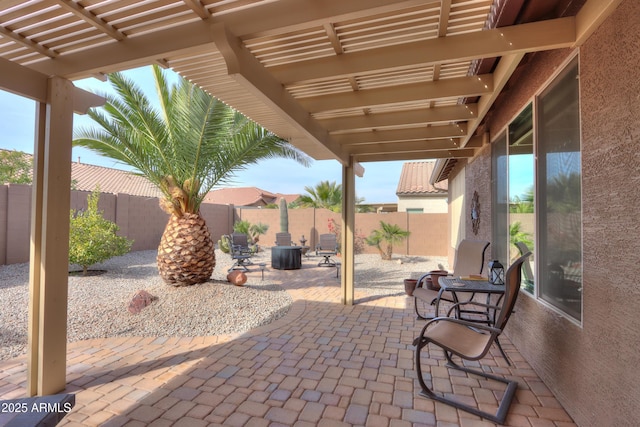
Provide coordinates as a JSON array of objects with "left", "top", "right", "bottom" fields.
[{"left": 488, "top": 260, "right": 505, "bottom": 285}]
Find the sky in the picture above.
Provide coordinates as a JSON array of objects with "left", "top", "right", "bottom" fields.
[
  {"left": 0, "top": 66, "right": 413, "bottom": 204},
  {"left": 0, "top": 65, "right": 532, "bottom": 203}
]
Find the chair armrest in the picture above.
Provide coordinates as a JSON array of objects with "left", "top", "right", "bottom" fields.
[
  {"left": 413, "top": 317, "right": 502, "bottom": 346},
  {"left": 416, "top": 273, "right": 430, "bottom": 289}
]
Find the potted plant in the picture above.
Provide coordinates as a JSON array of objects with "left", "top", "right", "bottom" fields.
[{"left": 404, "top": 278, "right": 418, "bottom": 296}]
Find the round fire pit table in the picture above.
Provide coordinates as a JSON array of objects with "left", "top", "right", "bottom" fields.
[{"left": 271, "top": 246, "right": 302, "bottom": 270}]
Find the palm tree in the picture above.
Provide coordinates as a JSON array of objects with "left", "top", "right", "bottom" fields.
[
  {"left": 365, "top": 221, "right": 411, "bottom": 260},
  {"left": 74, "top": 66, "right": 310, "bottom": 286},
  {"left": 297, "top": 180, "right": 343, "bottom": 211},
  {"left": 296, "top": 180, "right": 367, "bottom": 212}
]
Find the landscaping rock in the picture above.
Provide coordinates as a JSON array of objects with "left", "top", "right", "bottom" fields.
[
  {"left": 128, "top": 290, "right": 158, "bottom": 314},
  {"left": 227, "top": 271, "right": 247, "bottom": 286}
]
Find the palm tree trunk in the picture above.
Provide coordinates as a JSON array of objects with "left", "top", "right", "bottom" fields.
[{"left": 157, "top": 213, "right": 215, "bottom": 286}]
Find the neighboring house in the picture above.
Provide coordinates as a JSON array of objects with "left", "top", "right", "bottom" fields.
[
  {"left": 203, "top": 187, "right": 300, "bottom": 207},
  {"left": 0, "top": 150, "right": 162, "bottom": 198},
  {"left": 71, "top": 160, "right": 162, "bottom": 198},
  {"left": 395, "top": 161, "right": 447, "bottom": 214},
  {"left": 3, "top": 152, "right": 300, "bottom": 206}
]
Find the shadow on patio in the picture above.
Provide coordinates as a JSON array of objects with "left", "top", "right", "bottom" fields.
[{"left": 0, "top": 262, "right": 575, "bottom": 426}]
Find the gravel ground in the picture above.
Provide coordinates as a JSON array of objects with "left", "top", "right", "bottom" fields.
[{"left": 0, "top": 249, "right": 448, "bottom": 361}]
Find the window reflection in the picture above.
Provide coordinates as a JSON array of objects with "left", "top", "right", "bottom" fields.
[
  {"left": 537, "top": 57, "right": 582, "bottom": 321},
  {"left": 508, "top": 104, "right": 535, "bottom": 292}
]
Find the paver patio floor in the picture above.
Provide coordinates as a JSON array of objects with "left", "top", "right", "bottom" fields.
[{"left": 0, "top": 261, "right": 576, "bottom": 426}]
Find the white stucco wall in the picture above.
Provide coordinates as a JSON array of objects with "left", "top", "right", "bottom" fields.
[{"left": 397, "top": 196, "right": 447, "bottom": 213}]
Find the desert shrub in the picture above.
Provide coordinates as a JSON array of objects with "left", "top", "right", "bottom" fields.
[
  {"left": 327, "top": 218, "right": 366, "bottom": 254},
  {"left": 233, "top": 219, "right": 268, "bottom": 245},
  {"left": 69, "top": 188, "right": 132, "bottom": 275},
  {"left": 365, "top": 221, "right": 410, "bottom": 260}
]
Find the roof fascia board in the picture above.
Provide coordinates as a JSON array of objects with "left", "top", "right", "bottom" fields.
[
  {"left": 210, "top": 23, "right": 349, "bottom": 165},
  {"left": 271, "top": 17, "right": 577, "bottom": 85}
]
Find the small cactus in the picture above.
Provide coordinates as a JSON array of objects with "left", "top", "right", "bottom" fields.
[{"left": 279, "top": 198, "right": 289, "bottom": 233}]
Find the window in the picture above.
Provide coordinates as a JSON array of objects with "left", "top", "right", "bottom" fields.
[
  {"left": 492, "top": 56, "right": 581, "bottom": 321},
  {"left": 537, "top": 57, "right": 582, "bottom": 321},
  {"left": 406, "top": 208, "right": 424, "bottom": 214},
  {"left": 492, "top": 105, "right": 535, "bottom": 294},
  {"left": 509, "top": 104, "right": 535, "bottom": 293}
]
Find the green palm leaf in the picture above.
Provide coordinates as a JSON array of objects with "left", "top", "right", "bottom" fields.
[{"left": 74, "top": 65, "right": 311, "bottom": 215}]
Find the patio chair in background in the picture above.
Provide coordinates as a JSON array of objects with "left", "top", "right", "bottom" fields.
[
  {"left": 228, "top": 232, "right": 254, "bottom": 272},
  {"left": 316, "top": 233, "right": 338, "bottom": 267},
  {"left": 413, "top": 239, "right": 490, "bottom": 319},
  {"left": 275, "top": 232, "right": 293, "bottom": 246},
  {"left": 515, "top": 241, "right": 534, "bottom": 291},
  {"left": 413, "top": 252, "right": 531, "bottom": 424}
]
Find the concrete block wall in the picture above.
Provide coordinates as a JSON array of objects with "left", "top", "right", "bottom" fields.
[
  {"left": 237, "top": 207, "right": 448, "bottom": 256},
  {"left": 1, "top": 186, "right": 448, "bottom": 265},
  {"left": 3, "top": 184, "right": 31, "bottom": 265}
]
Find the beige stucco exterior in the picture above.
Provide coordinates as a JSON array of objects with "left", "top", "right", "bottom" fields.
[
  {"left": 397, "top": 196, "right": 448, "bottom": 214},
  {"left": 449, "top": 1, "right": 640, "bottom": 425}
]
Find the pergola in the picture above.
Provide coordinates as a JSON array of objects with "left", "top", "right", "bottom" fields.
[{"left": 0, "top": 0, "right": 620, "bottom": 396}]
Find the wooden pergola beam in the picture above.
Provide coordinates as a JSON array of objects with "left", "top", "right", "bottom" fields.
[
  {"left": 318, "top": 104, "right": 477, "bottom": 132},
  {"left": 355, "top": 148, "right": 476, "bottom": 162},
  {"left": 271, "top": 17, "right": 577, "bottom": 85},
  {"left": 211, "top": 23, "right": 348, "bottom": 165},
  {"left": 299, "top": 75, "right": 492, "bottom": 113},
  {"left": 334, "top": 123, "right": 467, "bottom": 145}
]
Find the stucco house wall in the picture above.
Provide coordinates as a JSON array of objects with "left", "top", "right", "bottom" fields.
[
  {"left": 397, "top": 196, "right": 448, "bottom": 213},
  {"left": 451, "top": 1, "right": 640, "bottom": 425}
]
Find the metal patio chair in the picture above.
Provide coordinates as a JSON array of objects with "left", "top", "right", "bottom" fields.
[
  {"left": 275, "top": 232, "right": 292, "bottom": 246},
  {"left": 316, "top": 233, "right": 338, "bottom": 267},
  {"left": 413, "top": 239, "right": 490, "bottom": 319},
  {"left": 228, "top": 232, "right": 254, "bottom": 272},
  {"left": 413, "top": 252, "right": 531, "bottom": 424}
]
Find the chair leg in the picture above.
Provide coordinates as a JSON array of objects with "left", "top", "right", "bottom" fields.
[
  {"left": 228, "top": 259, "right": 249, "bottom": 273},
  {"left": 414, "top": 339, "right": 518, "bottom": 424},
  {"left": 414, "top": 297, "right": 435, "bottom": 320},
  {"left": 317, "top": 255, "right": 336, "bottom": 267}
]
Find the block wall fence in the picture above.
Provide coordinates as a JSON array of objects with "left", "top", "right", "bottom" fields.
[{"left": 0, "top": 184, "right": 447, "bottom": 265}]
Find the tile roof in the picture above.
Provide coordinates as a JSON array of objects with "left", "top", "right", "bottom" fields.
[
  {"left": 396, "top": 161, "right": 448, "bottom": 196},
  {"left": 2, "top": 150, "right": 300, "bottom": 204},
  {"left": 1, "top": 149, "right": 160, "bottom": 198},
  {"left": 71, "top": 161, "right": 162, "bottom": 198},
  {"left": 204, "top": 187, "right": 300, "bottom": 207}
]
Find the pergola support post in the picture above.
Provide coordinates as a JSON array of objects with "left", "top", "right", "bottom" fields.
[
  {"left": 27, "top": 77, "right": 75, "bottom": 396},
  {"left": 340, "top": 159, "right": 356, "bottom": 305}
]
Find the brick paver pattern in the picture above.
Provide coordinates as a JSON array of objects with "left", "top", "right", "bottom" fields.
[{"left": 0, "top": 262, "right": 576, "bottom": 426}]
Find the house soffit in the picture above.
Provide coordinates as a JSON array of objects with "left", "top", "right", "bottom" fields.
[{"left": 0, "top": 0, "right": 623, "bottom": 166}]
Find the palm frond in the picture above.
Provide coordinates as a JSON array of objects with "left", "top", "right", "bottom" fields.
[{"left": 73, "top": 66, "right": 311, "bottom": 214}]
